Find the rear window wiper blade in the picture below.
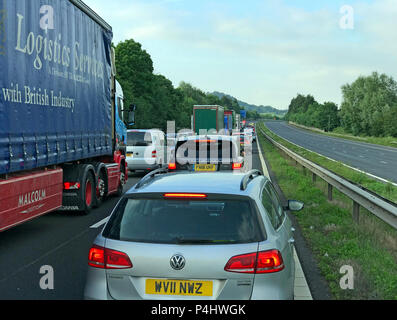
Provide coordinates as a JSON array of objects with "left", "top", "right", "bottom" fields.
[{"left": 172, "top": 237, "right": 235, "bottom": 244}]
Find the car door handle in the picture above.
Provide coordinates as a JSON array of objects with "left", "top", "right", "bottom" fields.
[{"left": 288, "top": 238, "right": 295, "bottom": 244}]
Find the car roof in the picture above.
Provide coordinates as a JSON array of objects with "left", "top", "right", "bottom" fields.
[
  {"left": 127, "top": 129, "right": 162, "bottom": 133},
  {"left": 177, "top": 135, "right": 238, "bottom": 142},
  {"left": 127, "top": 171, "right": 267, "bottom": 196}
]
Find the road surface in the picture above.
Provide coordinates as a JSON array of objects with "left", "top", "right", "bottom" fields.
[
  {"left": 265, "top": 121, "right": 397, "bottom": 184},
  {"left": 0, "top": 142, "right": 329, "bottom": 300}
]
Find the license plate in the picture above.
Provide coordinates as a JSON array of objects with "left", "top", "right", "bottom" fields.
[
  {"left": 145, "top": 279, "right": 213, "bottom": 296},
  {"left": 193, "top": 164, "right": 216, "bottom": 171},
  {"left": 126, "top": 153, "right": 133, "bottom": 157}
]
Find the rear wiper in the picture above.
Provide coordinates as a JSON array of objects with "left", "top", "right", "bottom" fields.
[
  {"left": 172, "top": 237, "right": 234, "bottom": 244},
  {"left": 176, "top": 239, "right": 215, "bottom": 244}
]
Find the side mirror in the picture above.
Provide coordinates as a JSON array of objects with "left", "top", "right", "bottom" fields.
[
  {"left": 285, "top": 200, "right": 304, "bottom": 212},
  {"left": 128, "top": 111, "right": 135, "bottom": 124},
  {"left": 126, "top": 104, "right": 136, "bottom": 125}
]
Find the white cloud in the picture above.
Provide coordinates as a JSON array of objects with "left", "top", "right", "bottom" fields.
[{"left": 83, "top": 0, "right": 397, "bottom": 109}]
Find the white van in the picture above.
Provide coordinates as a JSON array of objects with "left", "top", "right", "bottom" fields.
[{"left": 126, "top": 129, "right": 166, "bottom": 173}]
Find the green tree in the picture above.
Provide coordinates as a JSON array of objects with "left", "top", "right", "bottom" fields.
[
  {"left": 318, "top": 102, "right": 340, "bottom": 131},
  {"left": 115, "top": 39, "right": 190, "bottom": 130},
  {"left": 340, "top": 72, "right": 397, "bottom": 137}
]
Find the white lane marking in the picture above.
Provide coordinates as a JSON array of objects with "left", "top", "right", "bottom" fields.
[
  {"left": 257, "top": 131, "right": 313, "bottom": 300},
  {"left": 0, "top": 228, "right": 91, "bottom": 283},
  {"left": 256, "top": 138, "right": 270, "bottom": 180},
  {"left": 380, "top": 161, "right": 388, "bottom": 164},
  {"left": 293, "top": 247, "right": 313, "bottom": 300},
  {"left": 90, "top": 216, "right": 109, "bottom": 229}
]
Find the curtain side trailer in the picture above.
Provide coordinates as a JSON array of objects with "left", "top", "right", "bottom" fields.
[{"left": 0, "top": 0, "right": 130, "bottom": 231}]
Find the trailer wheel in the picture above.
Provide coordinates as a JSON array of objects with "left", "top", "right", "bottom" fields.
[
  {"left": 116, "top": 163, "right": 125, "bottom": 197},
  {"left": 95, "top": 170, "right": 107, "bottom": 207},
  {"left": 81, "top": 171, "right": 95, "bottom": 214}
]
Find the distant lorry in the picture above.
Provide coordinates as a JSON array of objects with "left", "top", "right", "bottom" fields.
[
  {"left": 193, "top": 105, "right": 224, "bottom": 135},
  {"left": 0, "top": 0, "right": 133, "bottom": 231},
  {"left": 240, "top": 110, "right": 247, "bottom": 128}
]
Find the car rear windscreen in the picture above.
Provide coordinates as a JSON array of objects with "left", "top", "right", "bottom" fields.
[
  {"left": 127, "top": 132, "right": 152, "bottom": 147},
  {"left": 103, "top": 197, "right": 263, "bottom": 244},
  {"left": 175, "top": 140, "right": 239, "bottom": 163}
]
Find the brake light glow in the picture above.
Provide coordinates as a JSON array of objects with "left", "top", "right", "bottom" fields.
[
  {"left": 168, "top": 162, "right": 176, "bottom": 170},
  {"left": 256, "top": 250, "right": 284, "bottom": 273},
  {"left": 195, "top": 139, "right": 216, "bottom": 143},
  {"left": 232, "top": 163, "right": 242, "bottom": 170},
  {"left": 163, "top": 193, "right": 207, "bottom": 199},
  {"left": 224, "top": 250, "right": 284, "bottom": 274},
  {"left": 64, "top": 182, "right": 81, "bottom": 190},
  {"left": 88, "top": 245, "right": 133, "bottom": 269},
  {"left": 152, "top": 150, "right": 157, "bottom": 158}
]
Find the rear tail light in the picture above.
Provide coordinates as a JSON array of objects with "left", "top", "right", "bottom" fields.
[
  {"left": 88, "top": 245, "right": 133, "bottom": 269},
  {"left": 152, "top": 150, "right": 157, "bottom": 158},
  {"left": 168, "top": 162, "right": 176, "bottom": 170},
  {"left": 232, "top": 163, "right": 242, "bottom": 170},
  {"left": 225, "top": 252, "right": 257, "bottom": 273},
  {"left": 224, "top": 250, "right": 284, "bottom": 274},
  {"left": 64, "top": 182, "right": 80, "bottom": 190},
  {"left": 255, "top": 250, "right": 284, "bottom": 273},
  {"left": 163, "top": 193, "right": 207, "bottom": 199}
]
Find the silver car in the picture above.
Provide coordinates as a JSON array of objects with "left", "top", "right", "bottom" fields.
[{"left": 84, "top": 169, "right": 303, "bottom": 300}]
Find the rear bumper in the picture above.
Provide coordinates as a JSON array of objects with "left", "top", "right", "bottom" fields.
[
  {"left": 84, "top": 267, "right": 113, "bottom": 300},
  {"left": 126, "top": 157, "right": 158, "bottom": 171},
  {"left": 250, "top": 264, "right": 294, "bottom": 300},
  {"left": 84, "top": 267, "right": 293, "bottom": 300}
]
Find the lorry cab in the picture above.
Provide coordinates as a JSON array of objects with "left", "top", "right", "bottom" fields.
[{"left": 115, "top": 80, "right": 127, "bottom": 146}]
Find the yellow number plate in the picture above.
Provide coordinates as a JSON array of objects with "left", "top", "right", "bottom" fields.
[
  {"left": 126, "top": 153, "right": 133, "bottom": 157},
  {"left": 145, "top": 279, "right": 213, "bottom": 296},
  {"left": 193, "top": 164, "right": 216, "bottom": 172}
]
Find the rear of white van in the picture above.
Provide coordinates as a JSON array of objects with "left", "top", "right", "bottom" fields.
[{"left": 126, "top": 130, "right": 162, "bottom": 172}]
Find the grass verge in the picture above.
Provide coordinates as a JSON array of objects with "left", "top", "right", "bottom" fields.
[
  {"left": 259, "top": 122, "right": 397, "bottom": 204},
  {"left": 257, "top": 126, "right": 397, "bottom": 299}
]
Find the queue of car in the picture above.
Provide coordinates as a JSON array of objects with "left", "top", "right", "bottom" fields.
[{"left": 84, "top": 124, "right": 304, "bottom": 300}]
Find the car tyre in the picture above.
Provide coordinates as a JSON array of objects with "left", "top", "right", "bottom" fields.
[{"left": 81, "top": 171, "right": 95, "bottom": 215}]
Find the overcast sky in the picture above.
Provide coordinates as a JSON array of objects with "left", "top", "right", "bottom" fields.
[{"left": 83, "top": 0, "right": 397, "bottom": 110}]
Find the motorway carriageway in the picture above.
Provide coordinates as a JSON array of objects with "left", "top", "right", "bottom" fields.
[
  {"left": 0, "top": 141, "right": 318, "bottom": 300},
  {"left": 264, "top": 121, "right": 397, "bottom": 184}
]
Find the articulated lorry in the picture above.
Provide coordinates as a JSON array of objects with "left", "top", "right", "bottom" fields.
[
  {"left": 193, "top": 105, "right": 224, "bottom": 135},
  {"left": 0, "top": 0, "right": 132, "bottom": 231}
]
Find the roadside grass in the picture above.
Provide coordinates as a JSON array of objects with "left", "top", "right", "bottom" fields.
[
  {"left": 259, "top": 123, "right": 397, "bottom": 204},
  {"left": 257, "top": 127, "right": 397, "bottom": 300},
  {"left": 289, "top": 122, "right": 397, "bottom": 149}
]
